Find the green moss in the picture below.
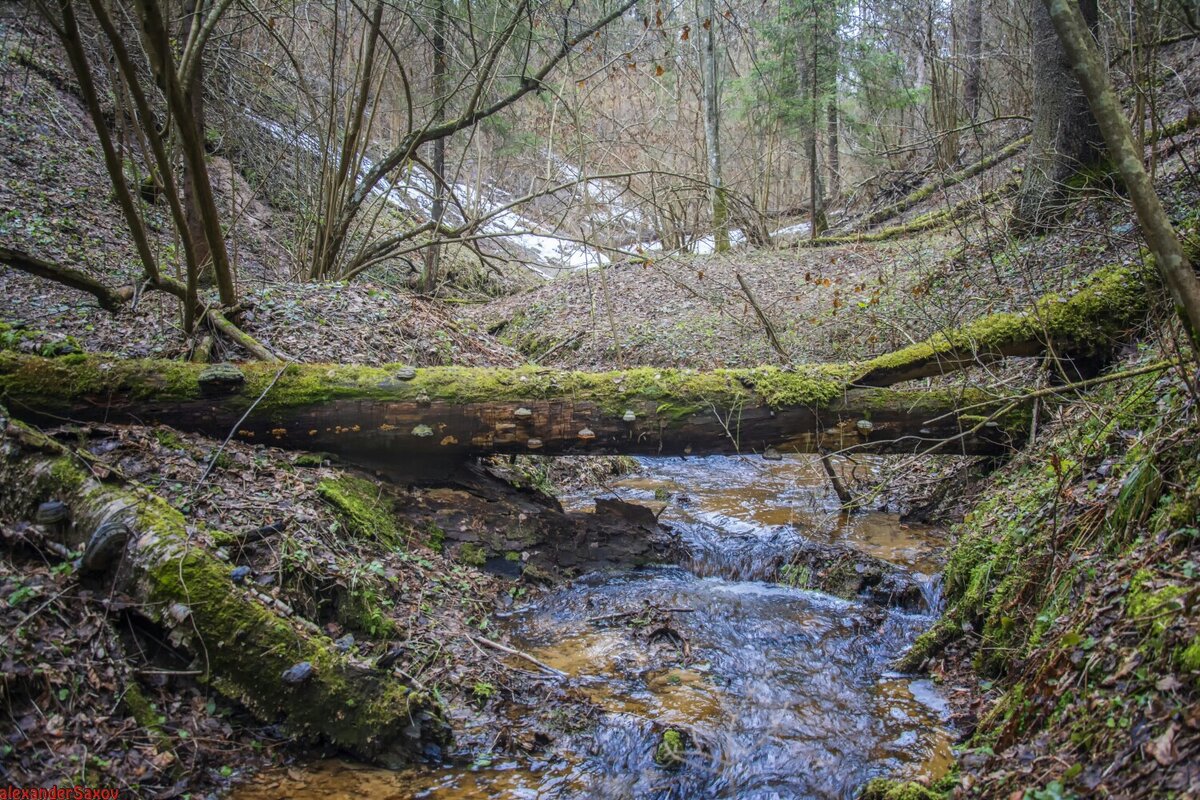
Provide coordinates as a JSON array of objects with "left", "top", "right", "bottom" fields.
[
  {"left": 1124, "top": 568, "right": 1187, "bottom": 648},
  {"left": 0, "top": 351, "right": 203, "bottom": 412},
  {"left": 337, "top": 580, "right": 396, "bottom": 638},
  {"left": 153, "top": 428, "right": 186, "bottom": 451},
  {"left": 121, "top": 682, "right": 165, "bottom": 733},
  {"left": 1178, "top": 636, "right": 1200, "bottom": 674},
  {"left": 294, "top": 453, "right": 327, "bottom": 467},
  {"left": 856, "top": 260, "right": 1152, "bottom": 383},
  {"left": 654, "top": 728, "right": 685, "bottom": 768},
  {"left": 458, "top": 542, "right": 487, "bottom": 566},
  {"left": 858, "top": 778, "right": 943, "bottom": 800},
  {"left": 317, "top": 474, "right": 400, "bottom": 548},
  {"left": 426, "top": 523, "right": 445, "bottom": 553}
]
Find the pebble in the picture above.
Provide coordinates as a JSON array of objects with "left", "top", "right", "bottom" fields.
[{"left": 230, "top": 566, "right": 251, "bottom": 584}]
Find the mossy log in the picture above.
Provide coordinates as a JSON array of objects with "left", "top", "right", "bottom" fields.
[
  {"left": 0, "top": 413, "right": 449, "bottom": 763},
  {"left": 855, "top": 259, "right": 1155, "bottom": 385},
  {"left": 0, "top": 254, "right": 1160, "bottom": 465},
  {"left": 0, "top": 353, "right": 1026, "bottom": 462},
  {"left": 858, "top": 134, "right": 1030, "bottom": 230},
  {"left": 794, "top": 180, "right": 1017, "bottom": 248}
]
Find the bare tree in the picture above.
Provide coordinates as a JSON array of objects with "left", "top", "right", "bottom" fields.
[{"left": 700, "top": 0, "right": 730, "bottom": 251}]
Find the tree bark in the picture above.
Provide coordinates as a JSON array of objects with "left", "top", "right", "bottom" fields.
[
  {"left": 422, "top": 0, "right": 448, "bottom": 293},
  {"left": 700, "top": 0, "right": 730, "bottom": 252},
  {"left": 962, "top": 0, "right": 984, "bottom": 120},
  {"left": 0, "top": 246, "right": 130, "bottom": 312},
  {"left": 1040, "top": 0, "right": 1200, "bottom": 345},
  {"left": 180, "top": 1, "right": 213, "bottom": 289},
  {"left": 826, "top": 98, "right": 840, "bottom": 198},
  {"left": 1012, "top": 0, "right": 1103, "bottom": 230}
]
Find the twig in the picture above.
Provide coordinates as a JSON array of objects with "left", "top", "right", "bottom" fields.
[
  {"left": 736, "top": 272, "right": 788, "bottom": 360},
  {"left": 467, "top": 633, "right": 567, "bottom": 679}
]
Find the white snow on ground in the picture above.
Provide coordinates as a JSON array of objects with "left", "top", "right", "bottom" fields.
[{"left": 247, "top": 111, "right": 818, "bottom": 276}]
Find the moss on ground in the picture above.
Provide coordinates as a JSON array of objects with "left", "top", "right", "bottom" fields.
[
  {"left": 857, "top": 778, "right": 943, "bottom": 800},
  {"left": 317, "top": 474, "right": 402, "bottom": 548},
  {"left": 905, "top": 349, "right": 1200, "bottom": 796}
]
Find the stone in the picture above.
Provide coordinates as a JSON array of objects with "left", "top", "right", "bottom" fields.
[{"left": 281, "top": 661, "right": 315, "bottom": 686}]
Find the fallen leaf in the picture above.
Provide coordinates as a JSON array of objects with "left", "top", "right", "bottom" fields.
[{"left": 1146, "top": 722, "right": 1179, "bottom": 766}]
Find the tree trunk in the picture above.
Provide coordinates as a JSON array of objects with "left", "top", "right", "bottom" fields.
[
  {"left": 422, "top": 0, "right": 447, "bottom": 293},
  {"left": 1012, "top": 0, "right": 1103, "bottom": 231},
  {"left": 808, "top": 46, "right": 828, "bottom": 236},
  {"left": 0, "top": 415, "right": 449, "bottom": 765},
  {"left": 826, "top": 98, "right": 840, "bottom": 198},
  {"left": 180, "top": 1, "right": 213, "bottom": 288},
  {"left": 700, "top": 0, "right": 730, "bottom": 251},
  {"left": 962, "top": 0, "right": 984, "bottom": 120},
  {"left": 1040, "top": 0, "right": 1200, "bottom": 345}
]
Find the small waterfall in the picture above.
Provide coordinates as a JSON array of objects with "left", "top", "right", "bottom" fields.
[{"left": 915, "top": 573, "right": 944, "bottom": 615}]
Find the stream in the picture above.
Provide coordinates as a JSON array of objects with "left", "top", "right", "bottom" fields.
[{"left": 235, "top": 455, "right": 953, "bottom": 799}]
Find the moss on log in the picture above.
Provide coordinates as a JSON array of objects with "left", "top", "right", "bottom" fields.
[
  {"left": 858, "top": 135, "right": 1030, "bottom": 230},
  {"left": 794, "top": 181, "right": 1017, "bottom": 248},
  {"left": 855, "top": 259, "right": 1156, "bottom": 385},
  {"left": 0, "top": 353, "right": 1025, "bottom": 461},
  {"left": 0, "top": 413, "right": 449, "bottom": 763}
]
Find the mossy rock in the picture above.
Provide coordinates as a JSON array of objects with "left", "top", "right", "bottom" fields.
[{"left": 458, "top": 542, "right": 487, "bottom": 566}]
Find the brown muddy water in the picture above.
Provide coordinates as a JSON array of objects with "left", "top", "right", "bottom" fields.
[{"left": 235, "top": 455, "right": 954, "bottom": 799}]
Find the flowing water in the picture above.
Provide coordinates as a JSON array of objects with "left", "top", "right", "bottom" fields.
[{"left": 235, "top": 455, "right": 953, "bottom": 799}]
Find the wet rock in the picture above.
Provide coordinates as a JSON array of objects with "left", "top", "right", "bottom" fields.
[
  {"left": 595, "top": 497, "right": 659, "bottom": 528},
  {"left": 394, "top": 462, "right": 679, "bottom": 580},
  {"left": 334, "top": 634, "right": 356, "bottom": 653},
  {"left": 707, "top": 533, "right": 929, "bottom": 610}
]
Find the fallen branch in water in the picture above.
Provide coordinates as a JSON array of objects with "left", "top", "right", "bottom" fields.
[{"left": 468, "top": 634, "right": 568, "bottom": 679}]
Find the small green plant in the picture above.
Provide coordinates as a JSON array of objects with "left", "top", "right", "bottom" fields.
[
  {"left": 471, "top": 681, "right": 496, "bottom": 703},
  {"left": 153, "top": 429, "right": 186, "bottom": 450}
]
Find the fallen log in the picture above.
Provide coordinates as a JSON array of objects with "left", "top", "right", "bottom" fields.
[
  {"left": 0, "top": 411, "right": 449, "bottom": 764},
  {"left": 857, "top": 135, "right": 1030, "bottom": 230},
  {"left": 0, "top": 353, "right": 1024, "bottom": 462},
  {"left": 854, "top": 259, "right": 1157, "bottom": 385}
]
